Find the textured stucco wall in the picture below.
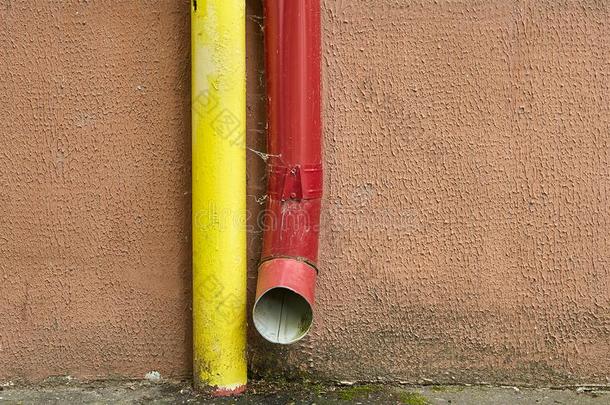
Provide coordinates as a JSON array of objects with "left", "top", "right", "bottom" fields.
[
  {"left": 290, "top": 0, "right": 609, "bottom": 385},
  {"left": 0, "top": 0, "right": 193, "bottom": 380},
  {"left": 1, "top": 0, "right": 609, "bottom": 385}
]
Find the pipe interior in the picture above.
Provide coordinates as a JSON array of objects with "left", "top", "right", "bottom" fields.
[{"left": 253, "top": 287, "right": 313, "bottom": 345}]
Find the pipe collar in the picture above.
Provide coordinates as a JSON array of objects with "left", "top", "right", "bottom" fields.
[{"left": 253, "top": 258, "right": 317, "bottom": 344}]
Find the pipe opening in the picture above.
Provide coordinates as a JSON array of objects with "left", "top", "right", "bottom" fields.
[{"left": 253, "top": 287, "right": 313, "bottom": 344}]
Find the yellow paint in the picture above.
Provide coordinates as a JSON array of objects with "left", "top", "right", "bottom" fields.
[{"left": 191, "top": 0, "right": 247, "bottom": 391}]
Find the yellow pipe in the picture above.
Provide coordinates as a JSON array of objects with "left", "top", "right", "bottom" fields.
[{"left": 191, "top": 0, "right": 247, "bottom": 395}]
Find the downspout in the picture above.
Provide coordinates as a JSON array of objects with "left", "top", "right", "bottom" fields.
[
  {"left": 191, "top": 0, "right": 247, "bottom": 395},
  {"left": 253, "top": 0, "right": 322, "bottom": 344}
]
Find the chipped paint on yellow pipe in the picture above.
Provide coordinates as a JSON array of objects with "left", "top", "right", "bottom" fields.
[{"left": 191, "top": 0, "right": 247, "bottom": 395}]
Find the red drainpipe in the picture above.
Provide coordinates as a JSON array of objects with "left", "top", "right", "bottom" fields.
[{"left": 253, "top": 0, "right": 322, "bottom": 344}]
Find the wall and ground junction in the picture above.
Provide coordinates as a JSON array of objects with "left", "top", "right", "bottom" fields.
[{"left": 0, "top": 0, "right": 608, "bottom": 385}]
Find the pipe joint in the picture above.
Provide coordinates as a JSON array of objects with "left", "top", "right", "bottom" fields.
[
  {"left": 268, "top": 163, "right": 323, "bottom": 201},
  {"left": 253, "top": 258, "right": 316, "bottom": 344}
]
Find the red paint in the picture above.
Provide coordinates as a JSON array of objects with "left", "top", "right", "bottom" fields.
[
  {"left": 257, "top": 259, "right": 317, "bottom": 308},
  {"left": 211, "top": 385, "right": 247, "bottom": 397},
  {"left": 254, "top": 0, "right": 322, "bottom": 341}
]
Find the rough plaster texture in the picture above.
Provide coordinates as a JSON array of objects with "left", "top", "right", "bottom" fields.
[
  {"left": 0, "top": 0, "right": 192, "bottom": 380},
  {"left": 0, "top": 0, "right": 608, "bottom": 386},
  {"left": 250, "top": 0, "right": 610, "bottom": 386}
]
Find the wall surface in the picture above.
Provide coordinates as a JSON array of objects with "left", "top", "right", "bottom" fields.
[
  {"left": 1, "top": 0, "right": 608, "bottom": 385},
  {"left": 0, "top": 0, "right": 192, "bottom": 380}
]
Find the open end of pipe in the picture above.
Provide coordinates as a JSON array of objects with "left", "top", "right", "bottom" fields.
[{"left": 253, "top": 287, "right": 313, "bottom": 344}]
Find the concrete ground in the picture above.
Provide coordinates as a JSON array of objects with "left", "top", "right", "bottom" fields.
[{"left": 0, "top": 380, "right": 607, "bottom": 404}]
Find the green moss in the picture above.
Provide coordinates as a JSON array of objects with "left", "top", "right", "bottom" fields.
[
  {"left": 399, "top": 391, "right": 430, "bottom": 405},
  {"left": 309, "top": 382, "right": 327, "bottom": 396},
  {"left": 337, "top": 385, "right": 380, "bottom": 401}
]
